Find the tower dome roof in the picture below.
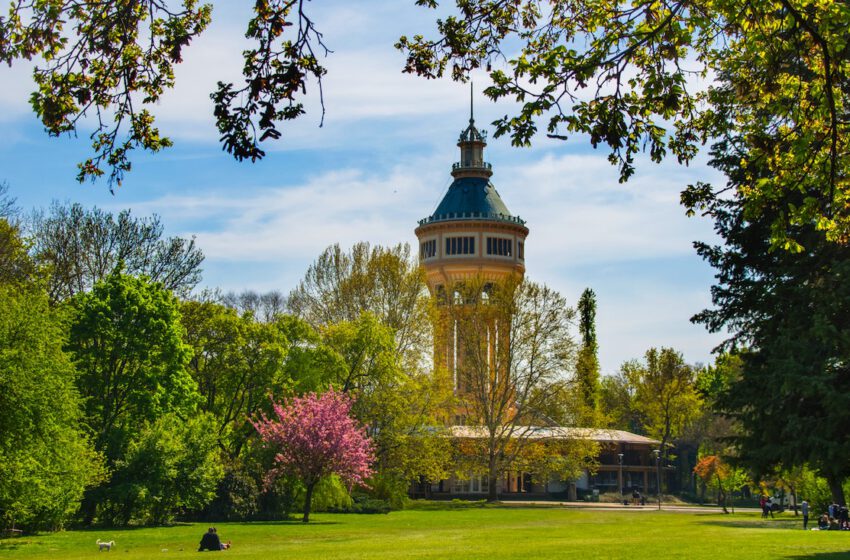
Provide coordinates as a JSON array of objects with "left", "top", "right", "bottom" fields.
[{"left": 420, "top": 177, "right": 523, "bottom": 225}]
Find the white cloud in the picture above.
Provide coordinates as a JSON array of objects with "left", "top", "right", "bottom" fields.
[
  {"left": 0, "top": 62, "right": 36, "bottom": 121},
  {"left": 126, "top": 156, "right": 446, "bottom": 263},
  {"left": 498, "top": 152, "right": 721, "bottom": 271}
]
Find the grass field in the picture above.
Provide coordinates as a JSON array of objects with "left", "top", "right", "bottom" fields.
[{"left": 1, "top": 504, "right": 847, "bottom": 559}]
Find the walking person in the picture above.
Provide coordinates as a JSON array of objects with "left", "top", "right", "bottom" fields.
[
  {"left": 802, "top": 499, "right": 809, "bottom": 530},
  {"left": 760, "top": 495, "right": 767, "bottom": 519}
]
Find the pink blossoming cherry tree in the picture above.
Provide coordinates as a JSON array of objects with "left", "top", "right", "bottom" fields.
[{"left": 253, "top": 388, "right": 375, "bottom": 522}]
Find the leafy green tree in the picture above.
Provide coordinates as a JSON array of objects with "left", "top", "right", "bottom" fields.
[
  {"left": 180, "top": 299, "right": 290, "bottom": 460},
  {"left": 0, "top": 218, "right": 38, "bottom": 287},
  {"left": 0, "top": 283, "right": 103, "bottom": 531},
  {"left": 575, "top": 288, "right": 600, "bottom": 421},
  {"left": 106, "top": 413, "right": 223, "bottom": 525},
  {"left": 288, "top": 242, "right": 432, "bottom": 375},
  {"left": 28, "top": 203, "right": 204, "bottom": 302},
  {"left": 622, "top": 348, "right": 701, "bottom": 470},
  {"left": 689, "top": 353, "right": 741, "bottom": 457},
  {"left": 67, "top": 270, "right": 198, "bottom": 522},
  {"left": 600, "top": 371, "right": 641, "bottom": 434},
  {"left": 276, "top": 314, "right": 340, "bottom": 394}
]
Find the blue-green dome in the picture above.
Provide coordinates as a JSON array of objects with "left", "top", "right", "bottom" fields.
[{"left": 418, "top": 177, "right": 525, "bottom": 226}]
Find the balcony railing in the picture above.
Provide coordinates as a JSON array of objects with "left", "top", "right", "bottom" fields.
[
  {"left": 418, "top": 211, "right": 526, "bottom": 226},
  {"left": 452, "top": 161, "right": 493, "bottom": 171}
]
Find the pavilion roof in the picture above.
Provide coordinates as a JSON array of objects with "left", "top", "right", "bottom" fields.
[{"left": 446, "top": 426, "right": 660, "bottom": 445}]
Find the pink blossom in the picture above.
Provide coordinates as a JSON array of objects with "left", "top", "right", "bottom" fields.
[{"left": 253, "top": 388, "right": 375, "bottom": 491}]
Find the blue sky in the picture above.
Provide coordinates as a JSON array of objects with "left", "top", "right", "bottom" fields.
[{"left": 0, "top": 1, "right": 726, "bottom": 374}]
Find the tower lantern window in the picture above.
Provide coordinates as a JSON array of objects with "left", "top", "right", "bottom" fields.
[
  {"left": 445, "top": 236, "right": 476, "bottom": 256},
  {"left": 486, "top": 237, "right": 513, "bottom": 257}
]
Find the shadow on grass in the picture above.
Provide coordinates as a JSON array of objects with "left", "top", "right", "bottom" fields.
[
  {"left": 231, "top": 519, "right": 342, "bottom": 526},
  {"left": 70, "top": 522, "right": 195, "bottom": 532},
  {"left": 407, "top": 499, "right": 489, "bottom": 511},
  {"left": 698, "top": 518, "right": 801, "bottom": 530},
  {"left": 788, "top": 554, "right": 850, "bottom": 560},
  {"left": 0, "top": 542, "right": 27, "bottom": 552}
]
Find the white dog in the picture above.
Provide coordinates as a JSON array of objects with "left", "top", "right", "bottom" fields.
[{"left": 96, "top": 539, "right": 115, "bottom": 552}]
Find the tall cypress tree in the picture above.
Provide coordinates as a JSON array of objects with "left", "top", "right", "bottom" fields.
[{"left": 576, "top": 288, "right": 601, "bottom": 421}]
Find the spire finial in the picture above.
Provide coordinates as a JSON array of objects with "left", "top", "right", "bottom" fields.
[{"left": 470, "top": 81, "right": 474, "bottom": 124}]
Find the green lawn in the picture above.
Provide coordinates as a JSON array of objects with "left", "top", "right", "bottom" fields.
[{"left": 1, "top": 504, "right": 847, "bottom": 559}]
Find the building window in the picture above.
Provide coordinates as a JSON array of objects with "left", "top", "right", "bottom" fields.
[
  {"left": 486, "top": 237, "right": 512, "bottom": 257},
  {"left": 420, "top": 239, "right": 437, "bottom": 259},
  {"left": 445, "top": 236, "right": 476, "bottom": 256},
  {"left": 518, "top": 241, "right": 524, "bottom": 260},
  {"left": 452, "top": 474, "right": 489, "bottom": 494}
]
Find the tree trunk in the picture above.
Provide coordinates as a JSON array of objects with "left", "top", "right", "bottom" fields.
[
  {"left": 826, "top": 474, "right": 846, "bottom": 507},
  {"left": 487, "top": 474, "right": 498, "bottom": 502},
  {"left": 303, "top": 482, "right": 316, "bottom": 523},
  {"left": 486, "top": 446, "right": 499, "bottom": 502},
  {"left": 80, "top": 490, "right": 97, "bottom": 526}
]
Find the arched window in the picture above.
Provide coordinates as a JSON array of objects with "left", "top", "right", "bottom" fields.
[{"left": 435, "top": 284, "right": 447, "bottom": 305}]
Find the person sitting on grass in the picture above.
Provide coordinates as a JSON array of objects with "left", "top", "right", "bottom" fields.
[
  {"left": 818, "top": 514, "right": 830, "bottom": 530},
  {"left": 199, "top": 527, "right": 231, "bottom": 551}
]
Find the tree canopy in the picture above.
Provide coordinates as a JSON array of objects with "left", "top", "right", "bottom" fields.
[
  {"left": 28, "top": 203, "right": 204, "bottom": 302},
  {"left": 253, "top": 388, "right": 375, "bottom": 522},
  {"left": 0, "top": 283, "right": 103, "bottom": 531},
  {"left": 3, "top": 1, "right": 847, "bottom": 248},
  {"left": 621, "top": 347, "right": 701, "bottom": 467},
  {"left": 400, "top": 0, "right": 850, "bottom": 247},
  {"left": 67, "top": 269, "right": 199, "bottom": 522},
  {"left": 693, "top": 138, "right": 850, "bottom": 505},
  {"left": 288, "top": 242, "right": 432, "bottom": 375},
  {"left": 180, "top": 298, "right": 290, "bottom": 461}
]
